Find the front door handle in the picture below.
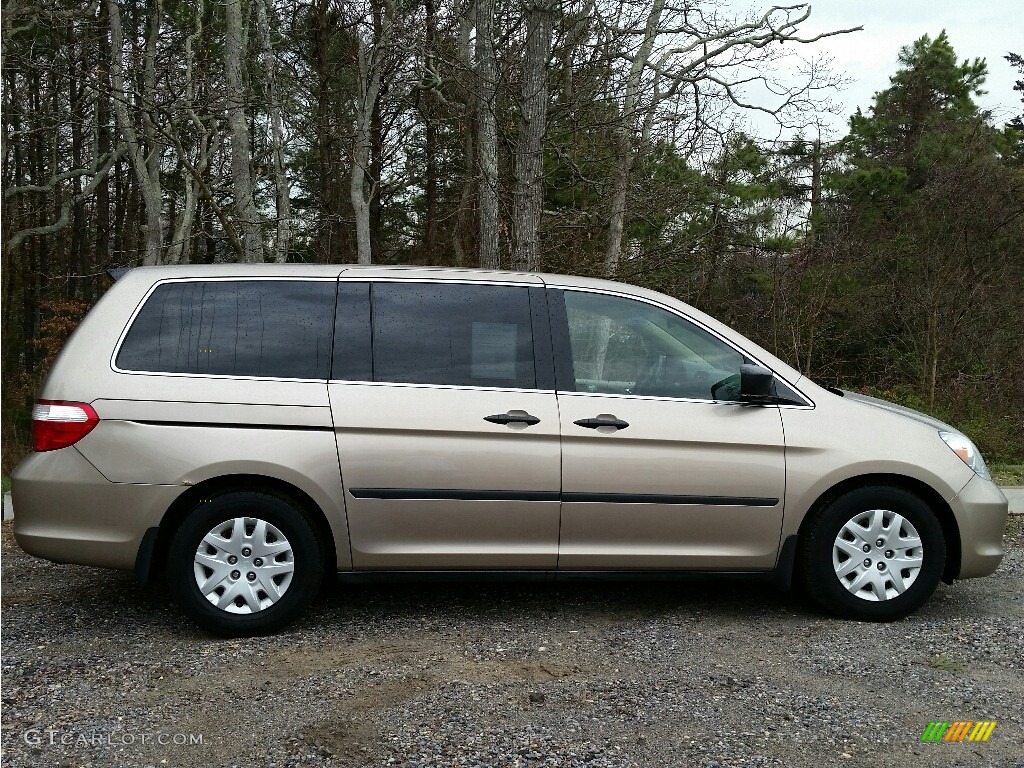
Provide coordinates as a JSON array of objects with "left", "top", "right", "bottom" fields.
[
  {"left": 574, "top": 416, "right": 630, "bottom": 430},
  {"left": 484, "top": 412, "right": 541, "bottom": 426}
]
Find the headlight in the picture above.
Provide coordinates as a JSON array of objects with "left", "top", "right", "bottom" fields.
[{"left": 939, "top": 431, "right": 991, "bottom": 480}]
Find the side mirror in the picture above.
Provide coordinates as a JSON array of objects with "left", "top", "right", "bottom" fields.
[{"left": 740, "top": 364, "right": 775, "bottom": 401}]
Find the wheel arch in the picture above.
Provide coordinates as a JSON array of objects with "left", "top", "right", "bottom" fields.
[
  {"left": 144, "top": 474, "right": 338, "bottom": 583},
  {"left": 795, "top": 473, "right": 961, "bottom": 584}
]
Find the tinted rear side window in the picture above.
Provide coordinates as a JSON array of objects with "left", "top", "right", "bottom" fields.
[
  {"left": 116, "top": 280, "right": 335, "bottom": 379},
  {"left": 371, "top": 283, "right": 536, "bottom": 388},
  {"left": 333, "top": 281, "right": 372, "bottom": 381}
]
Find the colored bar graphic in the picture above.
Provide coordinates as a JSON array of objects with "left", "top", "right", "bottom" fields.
[
  {"left": 921, "top": 720, "right": 996, "bottom": 742},
  {"left": 944, "top": 722, "right": 972, "bottom": 741},
  {"left": 921, "top": 722, "right": 949, "bottom": 742},
  {"left": 969, "top": 722, "right": 997, "bottom": 742}
]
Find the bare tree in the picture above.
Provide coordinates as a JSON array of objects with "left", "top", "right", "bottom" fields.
[
  {"left": 598, "top": 2, "right": 860, "bottom": 275},
  {"left": 510, "top": 0, "right": 557, "bottom": 272},
  {"left": 2, "top": 2, "right": 129, "bottom": 254},
  {"left": 349, "top": 0, "right": 397, "bottom": 265},
  {"left": 603, "top": 0, "right": 665, "bottom": 277},
  {"left": 225, "top": 0, "right": 265, "bottom": 262},
  {"left": 107, "top": 0, "right": 167, "bottom": 266},
  {"left": 256, "top": 0, "right": 292, "bottom": 262},
  {"left": 450, "top": 0, "right": 477, "bottom": 265},
  {"left": 475, "top": 0, "right": 500, "bottom": 268},
  {"left": 4, "top": 149, "right": 126, "bottom": 253},
  {"left": 165, "top": 0, "right": 215, "bottom": 265}
]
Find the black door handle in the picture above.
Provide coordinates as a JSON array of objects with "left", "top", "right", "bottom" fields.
[
  {"left": 484, "top": 412, "right": 541, "bottom": 426},
  {"left": 574, "top": 417, "right": 630, "bottom": 430}
]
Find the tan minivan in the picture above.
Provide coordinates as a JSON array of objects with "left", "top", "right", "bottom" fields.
[{"left": 12, "top": 265, "right": 1008, "bottom": 635}]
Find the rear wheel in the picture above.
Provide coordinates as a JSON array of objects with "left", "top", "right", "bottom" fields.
[
  {"left": 167, "top": 492, "right": 324, "bottom": 636},
  {"left": 799, "top": 486, "right": 945, "bottom": 621}
]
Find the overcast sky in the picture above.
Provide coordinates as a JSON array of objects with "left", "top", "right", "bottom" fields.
[{"left": 744, "top": 0, "right": 1022, "bottom": 139}]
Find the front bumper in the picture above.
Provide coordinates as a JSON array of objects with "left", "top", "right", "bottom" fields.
[
  {"left": 12, "top": 447, "right": 182, "bottom": 570},
  {"left": 950, "top": 475, "right": 1009, "bottom": 579}
]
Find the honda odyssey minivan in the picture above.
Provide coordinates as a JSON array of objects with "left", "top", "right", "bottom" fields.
[{"left": 11, "top": 265, "right": 1008, "bottom": 635}]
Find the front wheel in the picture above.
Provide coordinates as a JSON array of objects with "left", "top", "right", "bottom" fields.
[
  {"left": 167, "top": 492, "right": 324, "bottom": 636},
  {"left": 798, "top": 486, "right": 946, "bottom": 621}
]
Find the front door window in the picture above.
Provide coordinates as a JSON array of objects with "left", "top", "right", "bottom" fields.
[{"left": 562, "top": 291, "right": 745, "bottom": 401}]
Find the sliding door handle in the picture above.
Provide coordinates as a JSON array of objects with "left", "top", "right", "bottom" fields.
[
  {"left": 574, "top": 417, "right": 629, "bottom": 430},
  {"left": 484, "top": 412, "right": 541, "bottom": 426}
]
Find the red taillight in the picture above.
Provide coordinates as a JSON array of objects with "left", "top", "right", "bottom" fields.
[{"left": 32, "top": 400, "right": 100, "bottom": 451}]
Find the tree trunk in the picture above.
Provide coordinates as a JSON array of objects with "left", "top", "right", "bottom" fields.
[
  {"left": 421, "top": 0, "right": 438, "bottom": 260},
  {"left": 224, "top": 0, "right": 264, "bottom": 262},
  {"left": 368, "top": 0, "right": 386, "bottom": 262},
  {"left": 95, "top": 3, "right": 112, "bottom": 295},
  {"left": 558, "top": 0, "right": 593, "bottom": 99},
  {"left": 166, "top": 167, "right": 199, "bottom": 265},
  {"left": 4, "top": 74, "right": 24, "bottom": 359},
  {"left": 603, "top": 0, "right": 664, "bottom": 276},
  {"left": 476, "top": 0, "right": 499, "bottom": 268},
  {"left": 351, "top": 34, "right": 382, "bottom": 266},
  {"left": 604, "top": 128, "right": 632, "bottom": 277},
  {"left": 350, "top": 0, "right": 393, "bottom": 266},
  {"left": 107, "top": 0, "right": 165, "bottom": 266},
  {"left": 68, "top": 44, "right": 85, "bottom": 298},
  {"left": 369, "top": 85, "right": 384, "bottom": 262},
  {"left": 451, "top": 0, "right": 476, "bottom": 265},
  {"left": 809, "top": 137, "right": 822, "bottom": 242},
  {"left": 113, "top": 156, "right": 126, "bottom": 264},
  {"left": 511, "top": 0, "right": 555, "bottom": 272},
  {"left": 166, "top": 0, "right": 208, "bottom": 266},
  {"left": 313, "top": 1, "right": 337, "bottom": 261},
  {"left": 256, "top": 0, "right": 291, "bottom": 262},
  {"left": 25, "top": 69, "right": 43, "bottom": 373}
]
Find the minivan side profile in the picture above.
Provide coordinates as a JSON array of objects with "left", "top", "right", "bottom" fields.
[{"left": 12, "top": 265, "right": 1008, "bottom": 635}]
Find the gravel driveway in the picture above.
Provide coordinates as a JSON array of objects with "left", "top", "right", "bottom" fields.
[{"left": 2, "top": 518, "right": 1022, "bottom": 768}]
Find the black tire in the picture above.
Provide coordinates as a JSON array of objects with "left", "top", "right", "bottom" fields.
[
  {"left": 798, "top": 485, "right": 945, "bottom": 622},
  {"left": 167, "top": 492, "right": 324, "bottom": 636}
]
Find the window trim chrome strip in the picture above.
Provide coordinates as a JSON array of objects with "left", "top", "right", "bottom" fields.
[{"left": 109, "top": 275, "right": 815, "bottom": 407}]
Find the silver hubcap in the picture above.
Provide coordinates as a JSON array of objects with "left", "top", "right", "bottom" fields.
[
  {"left": 833, "top": 509, "right": 923, "bottom": 601},
  {"left": 194, "top": 517, "right": 295, "bottom": 614}
]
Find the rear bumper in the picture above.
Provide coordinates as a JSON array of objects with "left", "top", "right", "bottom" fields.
[
  {"left": 12, "top": 448, "right": 182, "bottom": 570},
  {"left": 950, "top": 475, "right": 1009, "bottom": 579}
]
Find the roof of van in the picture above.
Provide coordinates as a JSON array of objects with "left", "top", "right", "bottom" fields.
[{"left": 111, "top": 263, "right": 634, "bottom": 293}]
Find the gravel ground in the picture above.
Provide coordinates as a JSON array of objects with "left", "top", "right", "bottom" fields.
[{"left": 2, "top": 518, "right": 1022, "bottom": 768}]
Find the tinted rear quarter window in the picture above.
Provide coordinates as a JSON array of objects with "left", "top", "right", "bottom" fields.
[
  {"left": 371, "top": 282, "right": 536, "bottom": 388},
  {"left": 116, "top": 280, "right": 335, "bottom": 379}
]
